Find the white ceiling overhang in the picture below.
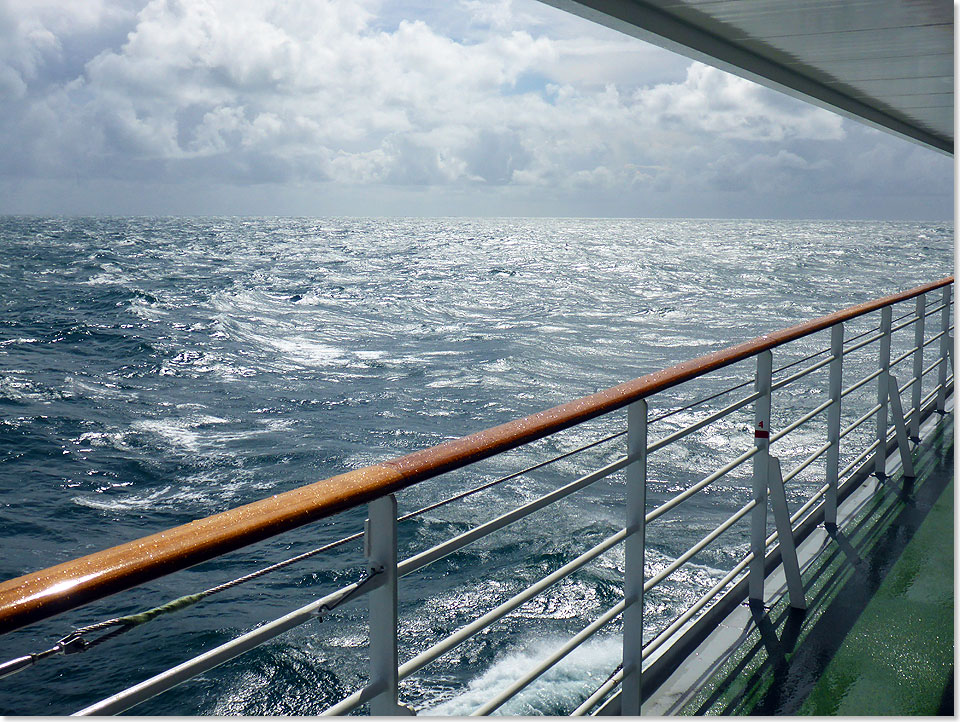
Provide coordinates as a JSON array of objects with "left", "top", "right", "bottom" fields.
[{"left": 539, "top": 0, "right": 954, "bottom": 155}]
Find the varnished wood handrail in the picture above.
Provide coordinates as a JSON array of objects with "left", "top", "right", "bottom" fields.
[{"left": 0, "top": 275, "right": 952, "bottom": 634}]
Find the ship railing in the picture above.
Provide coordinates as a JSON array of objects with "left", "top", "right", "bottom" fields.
[{"left": 0, "top": 276, "right": 953, "bottom": 715}]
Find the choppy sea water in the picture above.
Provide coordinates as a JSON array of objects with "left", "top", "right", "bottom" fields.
[{"left": 0, "top": 216, "right": 952, "bottom": 715}]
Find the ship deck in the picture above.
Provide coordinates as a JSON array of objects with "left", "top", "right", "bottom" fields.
[{"left": 643, "top": 399, "right": 954, "bottom": 716}]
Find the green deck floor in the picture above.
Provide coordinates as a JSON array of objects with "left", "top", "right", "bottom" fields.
[{"left": 679, "top": 414, "right": 954, "bottom": 716}]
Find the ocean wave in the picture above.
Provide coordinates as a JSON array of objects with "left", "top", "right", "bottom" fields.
[
  {"left": 72, "top": 471, "right": 252, "bottom": 513},
  {"left": 0, "top": 216, "right": 952, "bottom": 716},
  {"left": 0, "top": 375, "right": 71, "bottom": 402},
  {"left": 131, "top": 414, "right": 231, "bottom": 452},
  {"left": 423, "top": 635, "right": 621, "bottom": 715}
]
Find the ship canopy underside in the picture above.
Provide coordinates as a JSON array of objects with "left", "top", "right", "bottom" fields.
[{"left": 540, "top": 0, "right": 954, "bottom": 155}]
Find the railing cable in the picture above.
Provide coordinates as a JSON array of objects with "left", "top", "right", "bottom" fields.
[{"left": 0, "top": 545, "right": 378, "bottom": 680}]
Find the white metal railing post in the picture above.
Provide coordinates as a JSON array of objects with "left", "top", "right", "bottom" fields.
[
  {"left": 622, "top": 399, "right": 647, "bottom": 716},
  {"left": 910, "top": 294, "right": 925, "bottom": 439},
  {"left": 825, "top": 322, "right": 844, "bottom": 526},
  {"left": 749, "top": 350, "right": 772, "bottom": 603},
  {"left": 365, "top": 494, "right": 410, "bottom": 716},
  {"left": 874, "top": 306, "right": 893, "bottom": 476},
  {"left": 936, "top": 284, "right": 952, "bottom": 412}
]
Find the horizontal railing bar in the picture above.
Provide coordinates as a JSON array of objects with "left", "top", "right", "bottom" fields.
[
  {"left": 0, "top": 276, "right": 950, "bottom": 635},
  {"left": 924, "top": 302, "right": 948, "bottom": 318},
  {"left": 842, "top": 367, "right": 883, "bottom": 398},
  {"left": 398, "top": 430, "right": 626, "bottom": 524},
  {"left": 781, "top": 441, "right": 833, "bottom": 484},
  {"left": 650, "top": 333, "right": 837, "bottom": 426},
  {"left": 397, "top": 456, "right": 629, "bottom": 578},
  {"left": 397, "top": 529, "right": 627, "bottom": 682},
  {"left": 75, "top": 578, "right": 374, "bottom": 716},
  {"left": 922, "top": 356, "right": 945, "bottom": 376},
  {"left": 842, "top": 331, "right": 885, "bottom": 356},
  {"left": 649, "top": 381, "right": 752, "bottom": 425},
  {"left": 920, "top": 385, "right": 942, "bottom": 409},
  {"left": 890, "top": 310, "right": 924, "bottom": 333},
  {"left": 471, "top": 600, "right": 626, "bottom": 716},
  {"left": 644, "top": 499, "right": 756, "bottom": 593},
  {"left": 647, "top": 392, "right": 760, "bottom": 453},
  {"left": 898, "top": 376, "right": 918, "bottom": 395},
  {"left": 645, "top": 446, "right": 759, "bottom": 525},
  {"left": 843, "top": 324, "right": 879, "bottom": 345},
  {"left": 839, "top": 404, "right": 881, "bottom": 439},
  {"left": 839, "top": 438, "right": 882, "bottom": 479},
  {"left": 320, "top": 680, "right": 385, "bottom": 717},
  {"left": 572, "top": 668, "right": 624, "bottom": 716},
  {"left": 771, "top": 354, "right": 835, "bottom": 391},
  {"left": 890, "top": 317, "right": 917, "bottom": 333},
  {"left": 838, "top": 304, "right": 915, "bottom": 348},
  {"left": 642, "top": 555, "right": 751, "bottom": 661},
  {"left": 890, "top": 344, "right": 921, "bottom": 369},
  {"left": 770, "top": 399, "right": 833, "bottom": 443},
  {"left": 789, "top": 482, "right": 830, "bottom": 527},
  {"left": 923, "top": 328, "right": 949, "bottom": 347}
]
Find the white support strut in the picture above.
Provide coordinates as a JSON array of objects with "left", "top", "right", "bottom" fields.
[
  {"left": 766, "top": 457, "right": 806, "bottom": 610},
  {"left": 887, "top": 375, "right": 916, "bottom": 479}
]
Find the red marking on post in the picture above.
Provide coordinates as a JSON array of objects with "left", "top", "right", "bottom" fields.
[{"left": 755, "top": 429, "right": 770, "bottom": 439}]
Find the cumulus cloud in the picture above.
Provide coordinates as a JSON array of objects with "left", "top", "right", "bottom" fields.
[{"left": 0, "top": 0, "right": 950, "bottom": 218}]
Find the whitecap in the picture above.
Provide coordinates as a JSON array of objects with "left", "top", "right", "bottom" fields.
[
  {"left": 423, "top": 635, "right": 621, "bottom": 716},
  {"left": 131, "top": 414, "right": 229, "bottom": 452}
]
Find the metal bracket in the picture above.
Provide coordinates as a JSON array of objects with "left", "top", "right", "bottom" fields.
[{"left": 767, "top": 456, "right": 806, "bottom": 610}]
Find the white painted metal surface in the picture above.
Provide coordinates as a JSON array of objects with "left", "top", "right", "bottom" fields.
[
  {"left": 825, "top": 323, "right": 844, "bottom": 525},
  {"left": 911, "top": 294, "right": 927, "bottom": 439},
  {"left": 537, "top": 0, "right": 953, "bottom": 154},
  {"left": 621, "top": 399, "right": 647, "bottom": 716},
  {"left": 750, "top": 350, "right": 772, "bottom": 602},
  {"left": 875, "top": 306, "right": 894, "bottom": 475}
]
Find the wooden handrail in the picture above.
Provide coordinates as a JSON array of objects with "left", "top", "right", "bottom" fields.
[{"left": 0, "top": 275, "right": 952, "bottom": 634}]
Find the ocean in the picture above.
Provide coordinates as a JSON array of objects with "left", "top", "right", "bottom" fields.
[{"left": 0, "top": 216, "right": 952, "bottom": 714}]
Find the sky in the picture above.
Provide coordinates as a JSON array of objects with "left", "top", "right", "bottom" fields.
[{"left": 0, "top": 0, "right": 953, "bottom": 219}]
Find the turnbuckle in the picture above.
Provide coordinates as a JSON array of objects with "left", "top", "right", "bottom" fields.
[
  {"left": 0, "top": 629, "right": 89, "bottom": 680},
  {"left": 56, "top": 630, "right": 90, "bottom": 655}
]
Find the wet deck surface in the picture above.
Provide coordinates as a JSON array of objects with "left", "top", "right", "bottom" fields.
[{"left": 675, "top": 412, "right": 954, "bottom": 716}]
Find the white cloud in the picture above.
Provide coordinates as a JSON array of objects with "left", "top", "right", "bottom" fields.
[
  {"left": 0, "top": 0, "right": 142, "bottom": 98},
  {"left": 0, "top": 0, "right": 950, "bottom": 219},
  {"left": 635, "top": 63, "right": 845, "bottom": 143}
]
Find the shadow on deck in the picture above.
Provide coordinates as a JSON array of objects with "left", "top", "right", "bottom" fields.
[{"left": 672, "top": 411, "right": 954, "bottom": 716}]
